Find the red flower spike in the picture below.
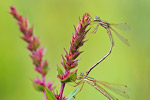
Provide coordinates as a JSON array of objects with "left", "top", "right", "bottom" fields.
[
  {"left": 59, "top": 13, "right": 91, "bottom": 71},
  {"left": 10, "top": 6, "right": 54, "bottom": 99},
  {"left": 57, "top": 13, "right": 90, "bottom": 99}
]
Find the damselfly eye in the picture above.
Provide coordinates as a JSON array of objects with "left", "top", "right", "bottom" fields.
[
  {"left": 80, "top": 72, "right": 84, "bottom": 76},
  {"left": 94, "top": 16, "right": 100, "bottom": 21}
]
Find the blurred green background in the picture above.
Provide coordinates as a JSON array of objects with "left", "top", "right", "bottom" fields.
[{"left": 0, "top": 0, "right": 150, "bottom": 100}]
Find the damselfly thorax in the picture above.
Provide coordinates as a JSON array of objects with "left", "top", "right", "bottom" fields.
[{"left": 98, "top": 20, "right": 110, "bottom": 29}]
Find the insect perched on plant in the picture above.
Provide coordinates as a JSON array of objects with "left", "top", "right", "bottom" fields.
[
  {"left": 74, "top": 72, "right": 129, "bottom": 100},
  {"left": 85, "top": 16, "right": 131, "bottom": 76}
]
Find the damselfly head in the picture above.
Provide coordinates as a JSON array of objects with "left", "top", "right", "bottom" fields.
[
  {"left": 80, "top": 72, "right": 84, "bottom": 76},
  {"left": 78, "top": 72, "right": 84, "bottom": 79},
  {"left": 94, "top": 16, "right": 100, "bottom": 21}
]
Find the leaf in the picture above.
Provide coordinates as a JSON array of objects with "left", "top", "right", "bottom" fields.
[
  {"left": 45, "top": 88, "right": 57, "bottom": 100},
  {"left": 67, "top": 88, "right": 79, "bottom": 100},
  {"left": 57, "top": 65, "right": 64, "bottom": 75},
  {"left": 42, "top": 60, "right": 49, "bottom": 75},
  {"left": 31, "top": 80, "right": 45, "bottom": 92},
  {"left": 61, "top": 70, "right": 77, "bottom": 83}
]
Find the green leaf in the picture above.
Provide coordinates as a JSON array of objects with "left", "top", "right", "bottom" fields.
[
  {"left": 57, "top": 65, "right": 64, "bottom": 75},
  {"left": 61, "top": 70, "right": 77, "bottom": 83},
  {"left": 42, "top": 60, "right": 49, "bottom": 75},
  {"left": 67, "top": 88, "right": 79, "bottom": 100},
  {"left": 32, "top": 80, "right": 45, "bottom": 92},
  {"left": 45, "top": 88, "right": 57, "bottom": 100}
]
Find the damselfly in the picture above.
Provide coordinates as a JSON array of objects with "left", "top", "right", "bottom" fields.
[
  {"left": 85, "top": 16, "right": 130, "bottom": 76},
  {"left": 90, "top": 16, "right": 130, "bottom": 46},
  {"left": 74, "top": 73, "right": 129, "bottom": 100}
]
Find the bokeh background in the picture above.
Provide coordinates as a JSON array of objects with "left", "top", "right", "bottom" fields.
[{"left": 0, "top": 0, "right": 150, "bottom": 100}]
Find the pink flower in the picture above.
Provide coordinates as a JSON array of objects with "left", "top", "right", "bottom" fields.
[{"left": 47, "top": 82, "right": 54, "bottom": 91}]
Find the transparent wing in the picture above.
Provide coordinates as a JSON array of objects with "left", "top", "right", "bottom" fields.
[
  {"left": 93, "top": 83, "right": 118, "bottom": 100},
  {"left": 110, "top": 23, "right": 130, "bottom": 31},
  {"left": 85, "top": 79, "right": 118, "bottom": 100},
  {"left": 97, "top": 81, "right": 130, "bottom": 99},
  {"left": 110, "top": 27, "right": 130, "bottom": 46}
]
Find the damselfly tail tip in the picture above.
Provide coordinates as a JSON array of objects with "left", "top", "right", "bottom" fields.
[{"left": 124, "top": 85, "right": 128, "bottom": 88}]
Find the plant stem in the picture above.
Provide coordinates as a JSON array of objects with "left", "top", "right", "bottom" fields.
[
  {"left": 59, "top": 82, "right": 66, "bottom": 99},
  {"left": 43, "top": 90, "right": 47, "bottom": 100},
  {"left": 42, "top": 74, "right": 46, "bottom": 84},
  {"left": 42, "top": 74, "right": 47, "bottom": 100}
]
